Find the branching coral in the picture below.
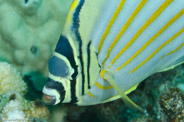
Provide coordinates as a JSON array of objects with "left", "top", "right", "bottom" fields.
[
  {"left": 0, "top": 62, "right": 27, "bottom": 95},
  {"left": 1, "top": 99, "right": 27, "bottom": 121},
  {"left": 0, "top": 62, "right": 50, "bottom": 121},
  {"left": 1, "top": 97, "right": 50, "bottom": 121}
]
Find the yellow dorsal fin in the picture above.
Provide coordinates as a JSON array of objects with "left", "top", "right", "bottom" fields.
[{"left": 102, "top": 70, "right": 145, "bottom": 113}]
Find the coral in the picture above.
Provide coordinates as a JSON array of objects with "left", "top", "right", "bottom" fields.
[
  {"left": 1, "top": 99, "right": 27, "bottom": 121},
  {"left": 160, "top": 88, "right": 184, "bottom": 121},
  {"left": 0, "top": 0, "right": 73, "bottom": 77},
  {"left": 0, "top": 0, "right": 74, "bottom": 120},
  {"left": 29, "top": 100, "right": 50, "bottom": 121},
  {"left": 0, "top": 62, "right": 50, "bottom": 121},
  {"left": 1, "top": 95, "right": 50, "bottom": 122},
  {"left": 0, "top": 62, "right": 27, "bottom": 95}
]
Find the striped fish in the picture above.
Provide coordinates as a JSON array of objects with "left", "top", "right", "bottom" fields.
[{"left": 42, "top": 0, "right": 184, "bottom": 110}]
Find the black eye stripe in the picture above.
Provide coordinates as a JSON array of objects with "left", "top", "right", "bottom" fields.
[
  {"left": 45, "top": 78, "right": 65, "bottom": 102},
  {"left": 55, "top": 35, "right": 78, "bottom": 79}
]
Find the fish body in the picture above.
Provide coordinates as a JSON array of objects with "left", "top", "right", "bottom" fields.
[{"left": 42, "top": 0, "right": 184, "bottom": 106}]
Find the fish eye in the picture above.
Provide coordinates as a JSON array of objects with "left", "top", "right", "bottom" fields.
[
  {"left": 42, "top": 93, "right": 56, "bottom": 105},
  {"left": 48, "top": 55, "right": 70, "bottom": 78}
]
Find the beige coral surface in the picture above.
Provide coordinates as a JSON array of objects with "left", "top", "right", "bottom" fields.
[
  {"left": 0, "top": 0, "right": 73, "bottom": 76},
  {"left": 0, "top": 62, "right": 27, "bottom": 95},
  {"left": 0, "top": 62, "right": 50, "bottom": 121}
]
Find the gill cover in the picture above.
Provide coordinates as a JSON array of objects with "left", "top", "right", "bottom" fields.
[{"left": 42, "top": 34, "right": 79, "bottom": 105}]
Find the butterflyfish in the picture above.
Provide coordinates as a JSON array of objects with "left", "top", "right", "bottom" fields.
[{"left": 42, "top": 0, "right": 184, "bottom": 111}]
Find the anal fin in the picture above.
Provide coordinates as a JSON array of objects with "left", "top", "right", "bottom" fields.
[{"left": 102, "top": 70, "right": 145, "bottom": 113}]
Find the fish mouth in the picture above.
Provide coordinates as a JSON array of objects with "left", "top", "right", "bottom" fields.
[{"left": 42, "top": 93, "right": 56, "bottom": 105}]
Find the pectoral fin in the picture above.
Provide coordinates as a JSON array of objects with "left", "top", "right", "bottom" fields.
[{"left": 102, "top": 70, "right": 144, "bottom": 112}]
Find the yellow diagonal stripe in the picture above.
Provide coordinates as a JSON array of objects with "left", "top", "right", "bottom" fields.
[
  {"left": 98, "top": 0, "right": 126, "bottom": 53},
  {"left": 115, "top": 8, "right": 184, "bottom": 71},
  {"left": 164, "top": 42, "right": 184, "bottom": 58},
  {"left": 131, "top": 27, "right": 184, "bottom": 73},
  {"left": 109, "top": 0, "right": 174, "bottom": 67},
  {"left": 102, "top": 0, "right": 148, "bottom": 67},
  {"left": 95, "top": 82, "right": 113, "bottom": 89},
  {"left": 88, "top": 91, "right": 95, "bottom": 98}
]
